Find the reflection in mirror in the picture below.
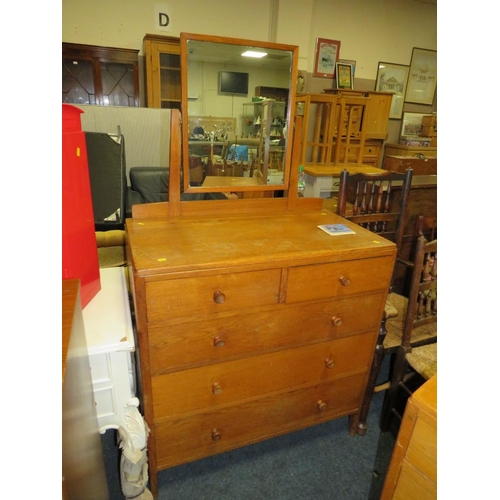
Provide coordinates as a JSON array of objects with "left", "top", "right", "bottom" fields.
[{"left": 180, "top": 33, "right": 298, "bottom": 195}]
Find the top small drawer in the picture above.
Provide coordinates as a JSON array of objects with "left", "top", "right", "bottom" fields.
[
  {"left": 287, "top": 256, "right": 394, "bottom": 303},
  {"left": 146, "top": 268, "right": 281, "bottom": 323}
]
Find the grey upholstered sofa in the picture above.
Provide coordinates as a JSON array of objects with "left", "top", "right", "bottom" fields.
[{"left": 125, "top": 166, "right": 227, "bottom": 218}]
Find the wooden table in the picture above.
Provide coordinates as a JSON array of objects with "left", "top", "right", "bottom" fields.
[
  {"left": 303, "top": 164, "right": 387, "bottom": 198},
  {"left": 381, "top": 375, "right": 437, "bottom": 499}
]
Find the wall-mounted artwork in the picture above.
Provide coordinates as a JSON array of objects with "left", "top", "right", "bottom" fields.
[
  {"left": 314, "top": 38, "right": 341, "bottom": 78},
  {"left": 405, "top": 47, "right": 437, "bottom": 105},
  {"left": 338, "top": 59, "right": 356, "bottom": 77},
  {"left": 336, "top": 62, "right": 354, "bottom": 90},
  {"left": 375, "top": 62, "right": 409, "bottom": 119}
]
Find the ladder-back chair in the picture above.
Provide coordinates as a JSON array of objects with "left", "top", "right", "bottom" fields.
[
  {"left": 332, "top": 96, "right": 369, "bottom": 166},
  {"left": 336, "top": 168, "right": 413, "bottom": 254},
  {"left": 379, "top": 236, "right": 438, "bottom": 432},
  {"left": 336, "top": 168, "right": 414, "bottom": 435}
]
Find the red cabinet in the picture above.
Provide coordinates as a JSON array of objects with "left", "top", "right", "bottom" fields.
[{"left": 62, "top": 104, "right": 100, "bottom": 307}]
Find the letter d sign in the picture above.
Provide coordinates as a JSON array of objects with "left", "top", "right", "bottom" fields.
[{"left": 154, "top": 3, "right": 172, "bottom": 32}]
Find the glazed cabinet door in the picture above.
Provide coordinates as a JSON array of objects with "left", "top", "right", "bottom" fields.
[{"left": 62, "top": 43, "right": 139, "bottom": 107}]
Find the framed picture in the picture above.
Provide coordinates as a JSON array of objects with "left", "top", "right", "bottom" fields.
[
  {"left": 375, "top": 62, "right": 409, "bottom": 119},
  {"left": 335, "top": 62, "right": 354, "bottom": 90},
  {"left": 400, "top": 112, "right": 427, "bottom": 137},
  {"left": 405, "top": 47, "right": 437, "bottom": 105},
  {"left": 314, "top": 38, "right": 341, "bottom": 78},
  {"left": 338, "top": 59, "right": 356, "bottom": 77}
]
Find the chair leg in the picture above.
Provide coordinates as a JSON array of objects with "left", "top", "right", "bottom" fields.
[
  {"left": 379, "top": 345, "right": 410, "bottom": 432},
  {"left": 356, "top": 315, "right": 388, "bottom": 435}
]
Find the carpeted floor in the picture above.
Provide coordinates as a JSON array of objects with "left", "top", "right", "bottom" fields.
[{"left": 101, "top": 369, "right": 401, "bottom": 500}]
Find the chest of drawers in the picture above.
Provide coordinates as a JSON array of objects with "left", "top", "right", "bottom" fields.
[
  {"left": 380, "top": 375, "right": 437, "bottom": 499},
  {"left": 126, "top": 210, "right": 396, "bottom": 496}
]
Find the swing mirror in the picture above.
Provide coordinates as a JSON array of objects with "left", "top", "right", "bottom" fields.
[{"left": 180, "top": 32, "right": 298, "bottom": 194}]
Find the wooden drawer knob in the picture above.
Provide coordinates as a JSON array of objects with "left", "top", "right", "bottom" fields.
[
  {"left": 317, "top": 400, "right": 327, "bottom": 411},
  {"left": 213, "top": 335, "right": 225, "bottom": 347},
  {"left": 212, "top": 383, "right": 223, "bottom": 395},
  {"left": 213, "top": 290, "right": 226, "bottom": 304},
  {"left": 211, "top": 428, "right": 221, "bottom": 441},
  {"left": 325, "top": 358, "right": 335, "bottom": 369},
  {"left": 339, "top": 276, "right": 351, "bottom": 287},
  {"left": 331, "top": 316, "right": 342, "bottom": 327}
]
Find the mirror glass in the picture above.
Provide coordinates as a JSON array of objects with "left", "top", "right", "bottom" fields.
[{"left": 180, "top": 33, "right": 297, "bottom": 194}]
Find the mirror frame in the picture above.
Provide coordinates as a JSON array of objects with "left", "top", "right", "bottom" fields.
[{"left": 180, "top": 32, "right": 299, "bottom": 194}]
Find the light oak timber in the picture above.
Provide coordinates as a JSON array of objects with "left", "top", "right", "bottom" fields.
[
  {"left": 304, "top": 164, "right": 386, "bottom": 177},
  {"left": 127, "top": 209, "right": 397, "bottom": 496},
  {"left": 380, "top": 375, "right": 437, "bottom": 499}
]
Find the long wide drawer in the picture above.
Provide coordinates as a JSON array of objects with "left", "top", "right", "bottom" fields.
[
  {"left": 154, "top": 371, "right": 366, "bottom": 470},
  {"left": 148, "top": 291, "right": 385, "bottom": 375},
  {"left": 146, "top": 268, "right": 281, "bottom": 323},
  {"left": 287, "top": 256, "right": 394, "bottom": 303},
  {"left": 152, "top": 332, "right": 375, "bottom": 419}
]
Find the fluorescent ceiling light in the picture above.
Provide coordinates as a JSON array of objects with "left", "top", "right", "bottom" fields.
[{"left": 242, "top": 51, "right": 267, "bottom": 58}]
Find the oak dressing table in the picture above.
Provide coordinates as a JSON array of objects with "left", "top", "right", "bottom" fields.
[{"left": 126, "top": 33, "right": 397, "bottom": 498}]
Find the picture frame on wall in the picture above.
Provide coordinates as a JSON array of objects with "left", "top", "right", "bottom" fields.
[
  {"left": 314, "top": 38, "right": 341, "bottom": 78},
  {"left": 335, "top": 62, "right": 354, "bottom": 90},
  {"left": 338, "top": 59, "right": 356, "bottom": 77},
  {"left": 405, "top": 47, "right": 437, "bottom": 105},
  {"left": 375, "top": 62, "right": 409, "bottom": 119}
]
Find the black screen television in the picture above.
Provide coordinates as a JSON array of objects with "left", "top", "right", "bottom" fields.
[{"left": 219, "top": 71, "right": 249, "bottom": 96}]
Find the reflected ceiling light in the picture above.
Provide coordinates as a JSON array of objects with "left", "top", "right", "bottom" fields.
[{"left": 242, "top": 51, "right": 267, "bottom": 58}]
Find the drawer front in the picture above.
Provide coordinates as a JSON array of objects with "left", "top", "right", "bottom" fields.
[
  {"left": 392, "top": 460, "right": 437, "bottom": 500},
  {"left": 287, "top": 256, "right": 394, "bottom": 303},
  {"left": 146, "top": 268, "right": 281, "bottom": 323},
  {"left": 149, "top": 291, "right": 385, "bottom": 375},
  {"left": 154, "top": 372, "right": 366, "bottom": 470},
  {"left": 405, "top": 412, "right": 437, "bottom": 484},
  {"left": 152, "top": 332, "right": 375, "bottom": 419}
]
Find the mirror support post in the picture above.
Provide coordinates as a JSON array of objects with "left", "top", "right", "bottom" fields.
[
  {"left": 286, "top": 114, "right": 303, "bottom": 211},
  {"left": 169, "top": 109, "right": 182, "bottom": 217}
]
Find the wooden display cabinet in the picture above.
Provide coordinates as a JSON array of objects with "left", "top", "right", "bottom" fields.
[
  {"left": 324, "top": 89, "right": 393, "bottom": 140},
  {"left": 62, "top": 42, "right": 140, "bottom": 107},
  {"left": 143, "top": 34, "right": 181, "bottom": 109},
  {"left": 242, "top": 101, "right": 285, "bottom": 139}
]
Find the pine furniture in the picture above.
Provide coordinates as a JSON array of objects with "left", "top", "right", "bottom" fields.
[
  {"left": 380, "top": 374, "right": 437, "bottom": 499},
  {"left": 143, "top": 34, "right": 181, "bottom": 109}
]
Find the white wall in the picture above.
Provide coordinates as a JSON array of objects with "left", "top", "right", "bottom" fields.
[
  {"left": 62, "top": 0, "right": 436, "bottom": 78},
  {"left": 62, "top": 0, "right": 437, "bottom": 143}
]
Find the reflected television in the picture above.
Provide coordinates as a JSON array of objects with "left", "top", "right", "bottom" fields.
[{"left": 219, "top": 71, "right": 249, "bottom": 96}]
